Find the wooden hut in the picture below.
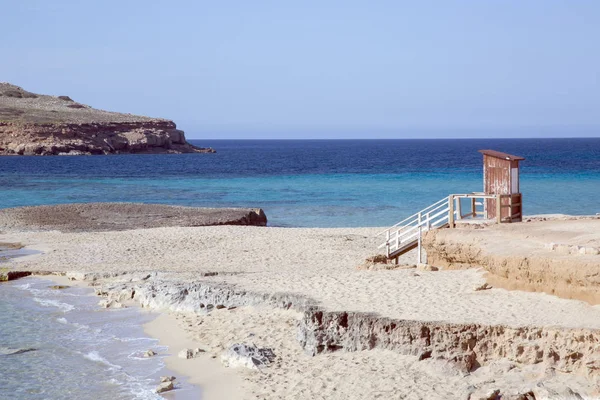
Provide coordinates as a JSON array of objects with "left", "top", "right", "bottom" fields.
[{"left": 478, "top": 149, "right": 524, "bottom": 222}]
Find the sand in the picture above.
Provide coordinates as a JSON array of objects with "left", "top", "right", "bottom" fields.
[
  {"left": 6, "top": 226, "right": 600, "bottom": 329},
  {"left": 2, "top": 220, "right": 600, "bottom": 399}
]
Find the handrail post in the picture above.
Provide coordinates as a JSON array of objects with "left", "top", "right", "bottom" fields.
[
  {"left": 417, "top": 225, "right": 422, "bottom": 264},
  {"left": 448, "top": 195, "right": 455, "bottom": 228},
  {"left": 456, "top": 197, "right": 462, "bottom": 220},
  {"left": 471, "top": 197, "right": 477, "bottom": 218},
  {"left": 496, "top": 194, "right": 502, "bottom": 224},
  {"left": 385, "top": 230, "right": 390, "bottom": 257}
]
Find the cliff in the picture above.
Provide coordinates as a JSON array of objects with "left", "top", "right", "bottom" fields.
[{"left": 0, "top": 83, "right": 215, "bottom": 155}]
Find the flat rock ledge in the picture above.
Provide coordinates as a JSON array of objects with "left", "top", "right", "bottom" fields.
[
  {"left": 0, "top": 203, "right": 267, "bottom": 232},
  {"left": 67, "top": 273, "right": 600, "bottom": 378}
]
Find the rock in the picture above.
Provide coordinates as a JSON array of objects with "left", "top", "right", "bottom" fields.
[
  {"left": 98, "top": 299, "right": 125, "bottom": 309},
  {"left": 0, "top": 270, "right": 32, "bottom": 281},
  {"left": 178, "top": 348, "right": 205, "bottom": 359},
  {"left": 221, "top": 344, "right": 276, "bottom": 369},
  {"left": 504, "top": 391, "right": 536, "bottom": 400},
  {"left": 533, "top": 384, "right": 583, "bottom": 400},
  {"left": 48, "top": 285, "right": 70, "bottom": 290},
  {"left": 0, "top": 347, "right": 37, "bottom": 355},
  {"left": 474, "top": 283, "right": 492, "bottom": 291},
  {"left": 416, "top": 264, "right": 438, "bottom": 271},
  {"left": 160, "top": 376, "right": 176, "bottom": 383},
  {"left": 555, "top": 244, "right": 572, "bottom": 254},
  {"left": 143, "top": 350, "right": 157, "bottom": 358},
  {"left": 155, "top": 381, "right": 174, "bottom": 394},
  {"left": 66, "top": 272, "right": 87, "bottom": 281},
  {"left": 215, "top": 304, "right": 226, "bottom": 309},
  {"left": 469, "top": 389, "right": 500, "bottom": 400},
  {"left": 582, "top": 247, "right": 599, "bottom": 255}
]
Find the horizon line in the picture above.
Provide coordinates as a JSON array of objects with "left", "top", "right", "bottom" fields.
[{"left": 187, "top": 136, "right": 600, "bottom": 141}]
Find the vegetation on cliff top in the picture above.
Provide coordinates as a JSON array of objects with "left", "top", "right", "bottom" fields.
[{"left": 0, "top": 83, "right": 165, "bottom": 125}]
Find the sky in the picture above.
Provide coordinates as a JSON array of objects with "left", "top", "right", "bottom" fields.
[{"left": 1, "top": 1, "right": 599, "bottom": 139}]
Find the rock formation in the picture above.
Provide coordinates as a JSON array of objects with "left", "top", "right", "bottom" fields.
[
  {"left": 81, "top": 275, "right": 599, "bottom": 378},
  {"left": 0, "top": 203, "right": 268, "bottom": 232},
  {"left": 0, "top": 83, "right": 215, "bottom": 155}
]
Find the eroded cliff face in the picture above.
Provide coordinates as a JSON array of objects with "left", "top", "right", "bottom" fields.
[
  {"left": 56, "top": 273, "right": 599, "bottom": 379},
  {"left": 0, "top": 121, "right": 214, "bottom": 155},
  {"left": 422, "top": 228, "right": 600, "bottom": 305},
  {"left": 0, "top": 83, "right": 215, "bottom": 155}
]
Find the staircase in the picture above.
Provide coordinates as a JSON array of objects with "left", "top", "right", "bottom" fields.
[
  {"left": 378, "top": 193, "right": 515, "bottom": 262},
  {"left": 377, "top": 196, "right": 452, "bottom": 262}
]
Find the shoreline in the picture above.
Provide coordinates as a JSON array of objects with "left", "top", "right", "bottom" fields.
[
  {"left": 41, "top": 274, "right": 242, "bottom": 399},
  {"left": 143, "top": 313, "right": 243, "bottom": 399},
  {"left": 0, "top": 274, "right": 204, "bottom": 399}
]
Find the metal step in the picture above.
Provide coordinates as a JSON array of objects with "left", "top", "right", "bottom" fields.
[{"left": 388, "top": 240, "right": 418, "bottom": 259}]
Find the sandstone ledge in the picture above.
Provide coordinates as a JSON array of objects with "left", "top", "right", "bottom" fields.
[
  {"left": 0, "top": 203, "right": 268, "bottom": 232},
  {"left": 422, "top": 219, "right": 600, "bottom": 304},
  {"left": 44, "top": 273, "right": 600, "bottom": 378}
]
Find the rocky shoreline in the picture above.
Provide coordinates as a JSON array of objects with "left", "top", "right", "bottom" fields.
[
  {"left": 2, "top": 270, "right": 597, "bottom": 400},
  {"left": 89, "top": 273, "right": 599, "bottom": 377},
  {"left": 0, "top": 83, "right": 214, "bottom": 155}
]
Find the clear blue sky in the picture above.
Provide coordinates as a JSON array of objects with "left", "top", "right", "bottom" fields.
[{"left": 2, "top": 1, "right": 599, "bottom": 139}]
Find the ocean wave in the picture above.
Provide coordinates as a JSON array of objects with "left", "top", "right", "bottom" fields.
[
  {"left": 55, "top": 316, "right": 93, "bottom": 331},
  {"left": 83, "top": 351, "right": 123, "bottom": 371},
  {"left": 13, "top": 283, "right": 32, "bottom": 290},
  {"left": 117, "top": 336, "right": 156, "bottom": 343},
  {"left": 29, "top": 287, "right": 81, "bottom": 298},
  {"left": 33, "top": 297, "right": 75, "bottom": 312}
]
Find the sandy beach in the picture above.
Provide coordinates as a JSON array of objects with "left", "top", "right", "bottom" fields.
[{"left": 2, "top": 206, "right": 600, "bottom": 399}]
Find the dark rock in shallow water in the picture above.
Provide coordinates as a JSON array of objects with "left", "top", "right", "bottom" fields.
[
  {"left": 0, "top": 270, "right": 32, "bottom": 282},
  {"left": 48, "top": 285, "right": 70, "bottom": 290},
  {"left": 0, "top": 347, "right": 37, "bottom": 356},
  {"left": 155, "top": 381, "right": 174, "bottom": 393}
]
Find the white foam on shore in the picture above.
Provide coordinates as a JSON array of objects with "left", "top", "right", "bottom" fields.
[
  {"left": 83, "top": 351, "right": 123, "bottom": 371},
  {"left": 13, "top": 283, "right": 32, "bottom": 290},
  {"left": 56, "top": 316, "right": 93, "bottom": 331},
  {"left": 33, "top": 297, "right": 75, "bottom": 312}
]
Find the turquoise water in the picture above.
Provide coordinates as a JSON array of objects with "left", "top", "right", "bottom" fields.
[
  {"left": 0, "top": 277, "right": 201, "bottom": 400},
  {"left": 0, "top": 139, "right": 599, "bottom": 226}
]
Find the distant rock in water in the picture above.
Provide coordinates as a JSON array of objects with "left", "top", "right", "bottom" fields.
[{"left": 0, "top": 83, "right": 215, "bottom": 155}]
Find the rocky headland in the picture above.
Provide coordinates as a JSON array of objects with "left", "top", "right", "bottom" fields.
[{"left": 0, "top": 83, "right": 214, "bottom": 155}]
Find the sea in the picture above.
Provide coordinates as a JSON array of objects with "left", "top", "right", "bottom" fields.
[
  {"left": 0, "top": 276, "right": 201, "bottom": 400},
  {"left": 0, "top": 138, "right": 599, "bottom": 399},
  {"left": 1, "top": 138, "right": 599, "bottom": 226}
]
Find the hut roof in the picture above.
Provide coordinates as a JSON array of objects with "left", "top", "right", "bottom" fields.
[{"left": 478, "top": 149, "right": 525, "bottom": 161}]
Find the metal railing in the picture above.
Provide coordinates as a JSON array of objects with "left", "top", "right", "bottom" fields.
[{"left": 378, "top": 193, "right": 522, "bottom": 262}]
